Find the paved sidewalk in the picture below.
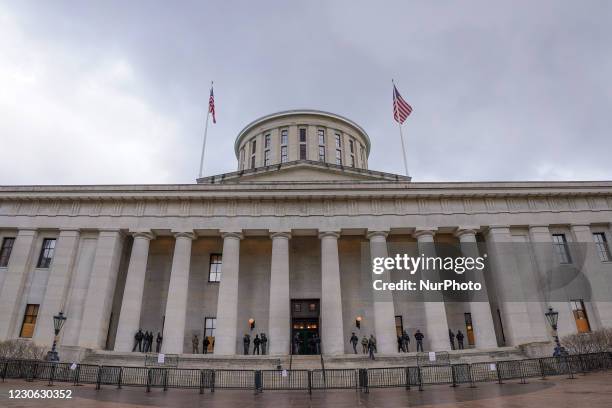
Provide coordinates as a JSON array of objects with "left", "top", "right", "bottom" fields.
[{"left": 1, "top": 371, "right": 612, "bottom": 407}]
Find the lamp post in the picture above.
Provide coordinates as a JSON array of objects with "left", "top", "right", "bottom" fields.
[
  {"left": 46, "top": 311, "right": 67, "bottom": 362},
  {"left": 544, "top": 307, "right": 563, "bottom": 356}
]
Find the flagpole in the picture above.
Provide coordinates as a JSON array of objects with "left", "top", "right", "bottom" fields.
[
  {"left": 392, "top": 79, "right": 410, "bottom": 177},
  {"left": 198, "top": 81, "right": 213, "bottom": 179}
]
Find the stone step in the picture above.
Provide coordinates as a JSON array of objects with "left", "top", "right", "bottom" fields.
[{"left": 79, "top": 346, "right": 527, "bottom": 370}]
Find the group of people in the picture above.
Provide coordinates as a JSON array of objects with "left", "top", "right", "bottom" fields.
[
  {"left": 293, "top": 332, "right": 321, "bottom": 355},
  {"left": 133, "top": 329, "right": 162, "bottom": 353},
  {"left": 396, "top": 329, "right": 425, "bottom": 353},
  {"left": 448, "top": 329, "right": 465, "bottom": 350},
  {"left": 349, "top": 333, "right": 378, "bottom": 359},
  {"left": 349, "top": 329, "right": 428, "bottom": 358},
  {"left": 191, "top": 334, "right": 214, "bottom": 354},
  {"left": 243, "top": 333, "right": 268, "bottom": 355}
]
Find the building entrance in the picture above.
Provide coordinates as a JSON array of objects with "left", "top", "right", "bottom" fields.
[{"left": 291, "top": 299, "right": 320, "bottom": 355}]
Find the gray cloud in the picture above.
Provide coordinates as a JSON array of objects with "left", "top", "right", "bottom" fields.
[{"left": 1, "top": 0, "right": 611, "bottom": 185}]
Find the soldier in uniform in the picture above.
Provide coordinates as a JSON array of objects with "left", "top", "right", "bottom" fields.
[
  {"left": 260, "top": 333, "right": 268, "bottom": 355},
  {"left": 368, "top": 334, "right": 377, "bottom": 360},
  {"left": 448, "top": 329, "right": 456, "bottom": 350},
  {"left": 253, "top": 334, "right": 261, "bottom": 355},
  {"left": 192, "top": 334, "right": 199, "bottom": 354},
  {"left": 202, "top": 336, "right": 210, "bottom": 354},
  {"left": 350, "top": 332, "right": 359, "bottom": 354},
  {"left": 361, "top": 336, "right": 368, "bottom": 354},
  {"left": 156, "top": 332, "right": 163, "bottom": 352},
  {"left": 243, "top": 333, "right": 251, "bottom": 355},
  {"left": 456, "top": 330, "right": 465, "bottom": 350},
  {"left": 133, "top": 329, "right": 144, "bottom": 352},
  {"left": 402, "top": 330, "right": 410, "bottom": 352}
]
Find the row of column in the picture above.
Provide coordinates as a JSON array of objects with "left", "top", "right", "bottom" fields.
[{"left": 113, "top": 227, "right": 499, "bottom": 355}]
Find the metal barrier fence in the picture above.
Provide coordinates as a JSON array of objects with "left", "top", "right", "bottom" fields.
[{"left": 1, "top": 352, "right": 610, "bottom": 394}]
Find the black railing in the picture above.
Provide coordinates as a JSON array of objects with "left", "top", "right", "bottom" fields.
[{"left": 1, "top": 352, "right": 610, "bottom": 394}]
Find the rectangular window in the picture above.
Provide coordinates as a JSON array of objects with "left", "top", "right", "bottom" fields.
[
  {"left": 250, "top": 155, "right": 256, "bottom": 169},
  {"left": 299, "top": 143, "right": 307, "bottom": 160},
  {"left": 395, "top": 315, "right": 403, "bottom": 337},
  {"left": 318, "top": 146, "right": 326, "bottom": 162},
  {"left": 570, "top": 299, "right": 591, "bottom": 333},
  {"left": 360, "top": 145, "right": 366, "bottom": 167},
  {"left": 264, "top": 149, "right": 271, "bottom": 166},
  {"left": 349, "top": 139, "right": 354, "bottom": 153},
  {"left": 264, "top": 133, "right": 271, "bottom": 149},
  {"left": 20, "top": 304, "right": 39, "bottom": 338},
  {"left": 335, "top": 149, "right": 342, "bottom": 165},
  {"left": 335, "top": 133, "right": 342, "bottom": 148},
  {"left": 299, "top": 128, "right": 307, "bottom": 143},
  {"left": 281, "top": 146, "right": 288, "bottom": 163},
  {"left": 239, "top": 148, "right": 245, "bottom": 170},
  {"left": 280, "top": 129, "right": 288, "bottom": 145},
  {"left": 0, "top": 237, "right": 15, "bottom": 268},
  {"left": 318, "top": 129, "right": 325, "bottom": 145},
  {"left": 37, "top": 238, "right": 56, "bottom": 268},
  {"left": 464, "top": 312, "right": 475, "bottom": 346},
  {"left": 593, "top": 233, "right": 611, "bottom": 262},
  {"left": 208, "top": 254, "right": 222, "bottom": 282},
  {"left": 251, "top": 139, "right": 257, "bottom": 155},
  {"left": 204, "top": 317, "right": 216, "bottom": 352},
  {"left": 350, "top": 155, "right": 355, "bottom": 167},
  {"left": 552, "top": 234, "right": 572, "bottom": 264}
]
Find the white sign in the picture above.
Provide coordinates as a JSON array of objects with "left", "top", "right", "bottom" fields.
[
  {"left": 428, "top": 352, "right": 436, "bottom": 362},
  {"left": 158, "top": 353, "right": 165, "bottom": 364},
  {"left": 281, "top": 370, "right": 288, "bottom": 377},
  {"left": 70, "top": 363, "right": 77, "bottom": 370},
  {"left": 489, "top": 363, "right": 496, "bottom": 371}
]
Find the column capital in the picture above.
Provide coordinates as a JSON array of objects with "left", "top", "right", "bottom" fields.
[
  {"left": 221, "top": 231, "right": 243, "bottom": 240},
  {"left": 366, "top": 230, "right": 388, "bottom": 240},
  {"left": 270, "top": 231, "right": 292, "bottom": 240},
  {"left": 453, "top": 227, "right": 478, "bottom": 238},
  {"left": 413, "top": 228, "right": 437, "bottom": 240},
  {"left": 319, "top": 231, "right": 341, "bottom": 239},
  {"left": 173, "top": 231, "right": 196, "bottom": 240},
  {"left": 131, "top": 230, "right": 155, "bottom": 240},
  {"left": 484, "top": 225, "right": 511, "bottom": 235}
]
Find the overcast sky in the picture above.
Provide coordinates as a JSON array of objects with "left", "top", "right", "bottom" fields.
[{"left": 1, "top": 1, "right": 611, "bottom": 185}]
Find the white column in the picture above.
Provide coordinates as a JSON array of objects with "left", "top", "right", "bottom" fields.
[
  {"left": 268, "top": 232, "right": 291, "bottom": 355},
  {"left": 114, "top": 231, "right": 154, "bottom": 352},
  {"left": 213, "top": 232, "right": 243, "bottom": 355},
  {"left": 570, "top": 224, "right": 612, "bottom": 328},
  {"left": 319, "top": 231, "right": 345, "bottom": 354},
  {"left": 367, "top": 231, "right": 397, "bottom": 354},
  {"left": 33, "top": 229, "right": 81, "bottom": 345},
  {"left": 161, "top": 231, "right": 195, "bottom": 354},
  {"left": 454, "top": 228, "right": 498, "bottom": 348},
  {"left": 414, "top": 228, "right": 450, "bottom": 351},
  {"left": 485, "top": 226, "right": 544, "bottom": 345},
  {"left": 79, "top": 230, "right": 125, "bottom": 349},
  {"left": 528, "top": 225, "right": 573, "bottom": 338},
  {"left": 0, "top": 229, "right": 37, "bottom": 340}
]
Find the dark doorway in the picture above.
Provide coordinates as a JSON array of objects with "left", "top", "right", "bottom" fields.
[{"left": 291, "top": 299, "right": 320, "bottom": 355}]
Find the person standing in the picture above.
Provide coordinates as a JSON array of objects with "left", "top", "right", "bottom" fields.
[
  {"left": 368, "top": 335, "right": 376, "bottom": 360},
  {"left": 147, "top": 332, "right": 154, "bottom": 352},
  {"left": 243, "top": 334, "right": 251, "bottom": 355},
  {"left": 350, "top": 332, "right": 359, "bottom": 354},
  {"left": 456, "top": 330, "right": 465, "bottom": 350},
  {"left": 397, "top": 335, "right": 404, "bottom": 353},
  {"left": 361, "top": 336, "right": 368, "bottom": 354},
  {"left": 133, "top": 329, "right": 144, "bottom": 352},
  {"left": 192, "top": 334, "right": 199, "bottom": 354},
  {"left": 143, "top": 331, "right": 150, "bottom": 353},
  {"left": 202, "top": 336, "right": 210, "bottom": 354},
  {"left": 448, "top": 329, "right": 456, "bottom": 350},
  {"left": 402, "top": 330, "right": 410, "bottom": 352},
  {"left": 261, "top": 333, "right": 268, "bottom": 355},
  {"left": 253, "top": 334, "right": 261, "bottom": 355},
  {"left": 414, "top": 330, "right": 424, "bottom": 352}
]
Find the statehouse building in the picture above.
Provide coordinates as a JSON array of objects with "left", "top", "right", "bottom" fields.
[{"left": 1, "top": 110, "right": 612, "bottom": 361}]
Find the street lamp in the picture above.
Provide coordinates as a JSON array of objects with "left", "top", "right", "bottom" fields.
[
  {"left": 46, "top": 311, "right": 67, "bottom": 362},
  {"left": 544, "top": 307, "right": 564, "bottom": 356}
]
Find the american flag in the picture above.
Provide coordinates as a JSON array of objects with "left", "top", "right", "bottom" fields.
[
  {"left": 393, "top": 85, "right": 412, "bottom": 124},
  {"left": 209, "top": 86, "right": 216, "bottom": 124}
]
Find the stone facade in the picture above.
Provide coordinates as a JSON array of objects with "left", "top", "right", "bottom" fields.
[{"left": 1, "top": 110, "right": 611, "bottom": 357}]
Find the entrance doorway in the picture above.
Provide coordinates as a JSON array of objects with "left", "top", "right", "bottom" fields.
[{"left": 291, "top": 299, "right": 320, "bottom": 355}]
